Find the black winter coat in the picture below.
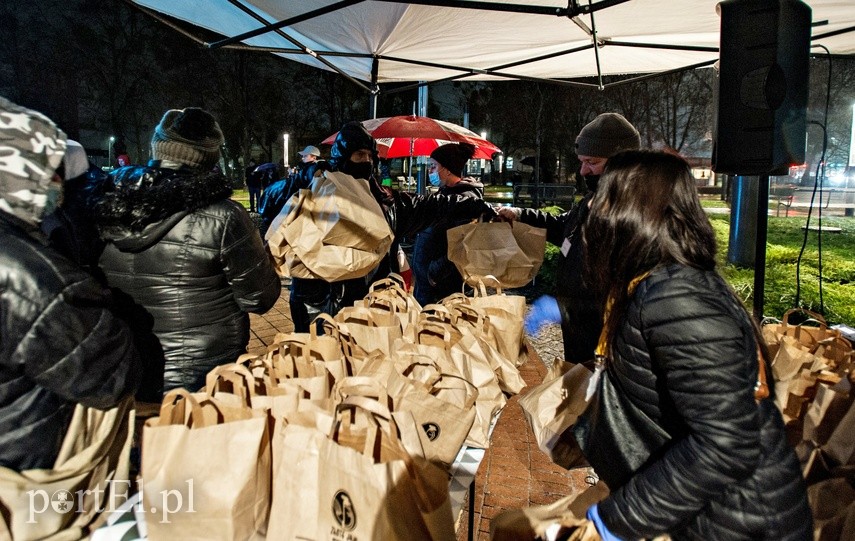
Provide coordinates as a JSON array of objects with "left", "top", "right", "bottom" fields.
[
  {"left": 573, "top": 265, "right": 811, "bottom": 540},
  {"left": 95, "top": 164, "right": 281, "bottom": 393},
  {"left": 517, "top": 193, "right": 599, "bottom": 363},
  {"left": 411, "top": 178, "right": 484, "bottom": 305},
  {"left": 0, "top": 213, "right": 140, "bottom": 470},
  {"left": 258, "top": 160, "right": 325, "bottom": 235}
]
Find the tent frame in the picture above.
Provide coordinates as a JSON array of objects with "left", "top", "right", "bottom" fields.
[{"left": 126, "top": 0, "right": 733, "bottom": 96}]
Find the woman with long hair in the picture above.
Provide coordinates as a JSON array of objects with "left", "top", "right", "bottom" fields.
[{"left": 573, "top": 150, "right": 811, "bottom": 540}]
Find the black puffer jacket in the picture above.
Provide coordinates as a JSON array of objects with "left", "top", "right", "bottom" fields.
[
  {"left": 517, "top": 192, "right": 599, "bottom": 363},
  {"left": 95, "top": 164, "right": 281, "bottom": 393},
  {"left": 573, "top": 265, "right": 811, "bottom": 540},
  {"left": 0, "top": 213, "right": 140, "bottom": 470},
  {"left": 411, "top": 178, "right": 484, "bottom": 305}
]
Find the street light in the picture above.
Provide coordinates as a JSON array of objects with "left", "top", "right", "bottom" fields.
[
  {"left": 107, "top": 136, "right": 115, "bottom": 169},
  {"left": 283, "top": 133, "right": 289, "bottom": 168}
]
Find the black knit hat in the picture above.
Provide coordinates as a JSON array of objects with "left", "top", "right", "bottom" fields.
[
  {"left": 574, "top": 113, "right": 640, "bottom": 158},
  {"left": 151, "top": 107, "right": 224, "bottom": 170},
  {"left": 430, "top": 142, "right": 476, "bottom": 176}
]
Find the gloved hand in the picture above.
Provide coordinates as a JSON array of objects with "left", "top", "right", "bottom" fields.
[
  {"left": 586, "top": 504, "right": 625, "bottom": 541},
  {"left": 524, "top": 295, "right": 561, "bottom": 335}
]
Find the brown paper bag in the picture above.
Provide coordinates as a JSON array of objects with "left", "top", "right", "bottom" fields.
[
  {"left": 519, "top": 360, "right": 594, "bottom": 469},
  {"left": 267, "top": 396, "right": 454, "bottom": 540},
  {"left": 0, "top": 397, "right": 134, "bottom": 541},
  {"left": 447, "top": 220, "right": 546, "bottom": 288},
  {"left": 142, "top": 389, "right": 271, "bottom": 541},
  {"left": 803, "top": 379, "right": 854, "bottom": 446},
  {"left": 267, "top": 171, "right": 394, "bottom": 281},
  {"left": 335, "top": 304, "right": 404, "bottom": 357},
  {"left": 822, "top": 396, "right": 855, "bottom": 466},
  {"left": 459, "top": 277, "right": 527, "bottom": 367},
  {"left": 490, "top": 483, "right": 609, "bottom": 541},
  {"left": 764, "top": 309, "right": 841, "bottom": 353},
  {"left": 425, "top": 302, "right": 526, "bottom": 395},
  {"left": 361, "top": 351, "right": 478, "bottom": 469},
  {"left": 808, "top": 477, "right": 855, "bottom": 541}
]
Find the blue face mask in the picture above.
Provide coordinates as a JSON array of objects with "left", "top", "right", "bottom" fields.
[{"left": 428, "top": 171, "right": 441, "bottom": 187}]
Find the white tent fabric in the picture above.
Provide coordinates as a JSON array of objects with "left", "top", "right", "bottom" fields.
[{"left": 132, "top": 0, "right": 855, "bottom": 85}]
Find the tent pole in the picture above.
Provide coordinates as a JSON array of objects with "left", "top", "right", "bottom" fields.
[
  {"left": 753, "top": 174, "right": 770, "bottom": 322},
  {"left": 587, "top": 0, "right": 604, "bottom": 90},
  {"left": 369, "top": 57, "right": 379, "bottom": 119}
]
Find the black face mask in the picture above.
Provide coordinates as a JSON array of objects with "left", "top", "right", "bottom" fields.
[
  {"left": 342, "top": 161, "right": 373, "bottom": 181},
  {"left": 584, "top": 174, "right": 601, "bottom": 192}
]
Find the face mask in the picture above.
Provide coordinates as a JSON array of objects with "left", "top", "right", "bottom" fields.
[
  {"left": 43, "top": 183, "right": 64, "bottom": 217},
  {"left": 584, "top": 174, "right": 600, "bottom": 192},
  {"left": 429, "top": 171, "right": 441, "bottom": 187},
  {"left": 343, "top": 161, "right": 373, "bottom": 181}
]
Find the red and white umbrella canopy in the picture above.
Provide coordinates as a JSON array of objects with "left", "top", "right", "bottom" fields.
[{"left": 321, "top": 115, "right": 501, "bottom": 160}]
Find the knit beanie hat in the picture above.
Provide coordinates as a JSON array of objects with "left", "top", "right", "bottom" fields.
[
  {"left": 151, "top": 107, "right": 224, "bottom": 170},
  {"left": 430, "top": 142, "right": 476, "bottom": 176},
  {"left": 0, "top": 96, "right": 67, "bottom": 225},
  {"left": 575, "top": 113, "right": 641, "bottom": 158}
]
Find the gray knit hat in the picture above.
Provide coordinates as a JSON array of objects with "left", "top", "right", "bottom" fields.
[
  {"left": 151, "top": 107, "right": 224, "bottom": 170},
  {"left": 575, "top": 113, "right": 640, "bottom": 158}
]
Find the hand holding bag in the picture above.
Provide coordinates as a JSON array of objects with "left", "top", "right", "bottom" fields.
[{"left": 447, "top": 219, "right": 546, "bottom": 288}]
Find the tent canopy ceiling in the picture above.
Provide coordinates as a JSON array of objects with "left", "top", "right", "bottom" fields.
[{"left": 131, "top": 0, "right": 855, "bottom": 89}]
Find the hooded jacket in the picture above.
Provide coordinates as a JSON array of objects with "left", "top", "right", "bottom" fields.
[
  {"left": 0, "top": 212, "right": 141, "bottom": 471},
  {"left": 95, "top": 164, "right": 281, "bottom": 393},
  {"left": 0, "top": 96, "right": 140, "bottom": 471},
  {"left": 411, "top": 178, "right": 484, "bottom": 305},
  {"left": 573, "top": 265, "right": 811, "bottom": 540}
]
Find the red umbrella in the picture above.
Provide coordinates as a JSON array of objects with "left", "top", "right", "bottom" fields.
[{"left": 321, "top": 115, "right": 501, "bottom": 160}]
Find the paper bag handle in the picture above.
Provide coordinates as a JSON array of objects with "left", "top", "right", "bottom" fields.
[
  {"left": 469, "top": 275, "right": 504, "bottom": 296},
  {"left": 205, "top": 363, "right": 256, "bottom": 403},
  {"left": 431, "top": 373, "right": 479, "bottom": 410},
  {"left": 159, "top": 388, "right": 204, "bottom": 427}
]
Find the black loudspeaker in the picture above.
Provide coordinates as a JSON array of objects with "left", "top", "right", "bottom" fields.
[{"left": 711, "top": 0, "right": 811, "bottom": 176}]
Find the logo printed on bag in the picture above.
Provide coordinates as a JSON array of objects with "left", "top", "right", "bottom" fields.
[
  {"left": 332, "top": 490, "right": 357, "bottom": 531},
  {"left": 51, "top": 490, "right": 73, "bottom": 513},
  {"left": 422, "top": 422, "right": 441, "bottom": 441}
]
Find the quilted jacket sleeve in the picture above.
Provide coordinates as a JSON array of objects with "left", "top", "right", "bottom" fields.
[
  {"left": 391, "top": 190, "right": 494, "bottom": 239},
  {"left": 517, "top": 207, "right": 572, "bottom": 247},
  {"left": 22, "top": 274, "right": 141, "bottom": 409},
  {"left": 220, "top": 201, "right": 281, "bottom": 313},
  {"left": 600, "top": 275, "right": 761, "bottom": 538}
]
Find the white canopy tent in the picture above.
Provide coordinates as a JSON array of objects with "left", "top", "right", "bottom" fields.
[{"left": 129, "top": 0, "right": 855, "bottom": 91}]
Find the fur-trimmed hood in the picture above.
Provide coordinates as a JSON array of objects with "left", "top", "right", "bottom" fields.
[{"left": 94, "top": 162, "right": 232, "bottom": 252}]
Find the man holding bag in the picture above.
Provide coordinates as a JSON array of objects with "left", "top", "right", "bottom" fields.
[
  {"left": 411, "top": 142, "right": 483, "bottom": 305},
  {"left": 498, "top": 113, "right": 641, "bottom": 364},
  {"left": 284, "top": 121, "right": 495, "bottom": 330}
]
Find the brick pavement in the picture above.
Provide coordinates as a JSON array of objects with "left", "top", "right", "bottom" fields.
[{"left": 248, "top": 283, "right": 590, "bottom": 540}]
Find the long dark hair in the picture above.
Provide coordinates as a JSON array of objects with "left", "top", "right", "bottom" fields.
[{"left": 583, "top": 150, "right": 717, "bottom": 348}]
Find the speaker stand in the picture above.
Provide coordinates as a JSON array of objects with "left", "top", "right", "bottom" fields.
[{"left": 753, "top": 174, "right": 770, "bottom": 322}]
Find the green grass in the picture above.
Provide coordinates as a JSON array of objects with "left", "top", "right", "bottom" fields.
[
  {"left": 711, "top": 214, "right": 855, "bottom": 325},
  {"left": 232, "top": 189, "right": 250, "bottom": 210}
]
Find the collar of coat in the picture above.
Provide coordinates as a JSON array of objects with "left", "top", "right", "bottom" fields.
[{"left": 94, "top": 162, "right": 233, "bottom": 235}]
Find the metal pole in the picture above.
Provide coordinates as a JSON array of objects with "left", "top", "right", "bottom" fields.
[{"left": 753, "top": 174, "right": 770, "bottom": 321}]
